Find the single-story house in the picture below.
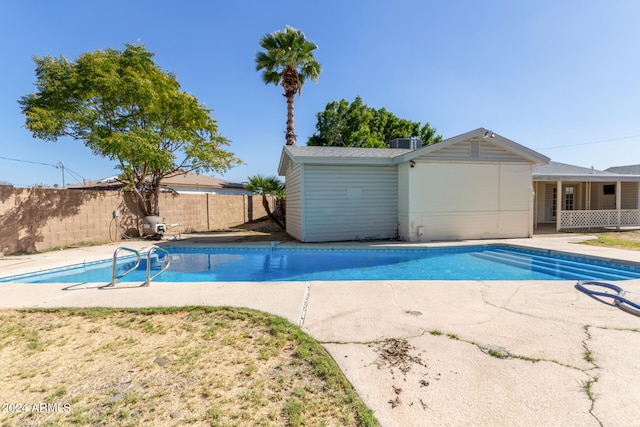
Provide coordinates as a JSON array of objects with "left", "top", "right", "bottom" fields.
[
  {"left": 278, "top": 128, "right": 640, "bottom": 242},
  {"left": 68, "top": 172, "right": 250, "bottom": 195},
  {"left": 278, "top": 128, "right": 551, "bottom": 242},
  {"left": 158, "top": 173, "right": 250, "bottom": 195},
  {"left": 533, "top": 162, "right": 640, "bottom": 231}
]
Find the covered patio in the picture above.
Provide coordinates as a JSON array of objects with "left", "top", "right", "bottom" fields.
[{"left": 533, "top": 162, "right": 640, "bottom": 231}]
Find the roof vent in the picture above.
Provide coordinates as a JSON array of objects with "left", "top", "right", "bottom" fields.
[
  {"left": 470, "top": 141, "right": 480, "bottom": 158},
  {"left": 389, "top": 138, "right": 421, "bottom": 150}
]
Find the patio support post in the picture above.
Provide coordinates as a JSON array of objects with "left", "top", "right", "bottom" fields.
[
  {"left": 556, "top": 180, "right": 562, "bottom": 231},
  {"left": 616, "top": 180, "right": 622, "bottom": 230},
  {"left": 534, "top": 181, "right": 538, "bottom": 229},
  {"left": 528, "top": 186, "right": 534, "bottom": 237}
]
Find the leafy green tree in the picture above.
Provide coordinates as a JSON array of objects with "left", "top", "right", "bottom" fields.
[
  {"left": 244, "top": 175, "right": 285, "bottom": 229},
  {"left": 307, "top": 96, "right": 442, "bottom": 147},
  {"left": 19, "top": 43, "right": 241, "bottom": 216},
  {"left": 255, "top": 26, "right": 321, "bottom": 146}
]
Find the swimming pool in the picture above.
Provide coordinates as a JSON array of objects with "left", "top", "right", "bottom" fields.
[{"left": 3, "top": 244, "right": 640, "bottom": 283}]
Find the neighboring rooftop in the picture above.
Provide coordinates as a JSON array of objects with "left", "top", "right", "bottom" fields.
[
  {"left": 67, "top": 172, "right": 245, "bottom": 192},
  {"left": 160, "top": 172, "right": 244, "bottom": 189}
]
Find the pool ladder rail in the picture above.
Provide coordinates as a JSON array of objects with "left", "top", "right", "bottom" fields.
[{"left": 110, "top": 246, "right": 171, "bottom": 287}]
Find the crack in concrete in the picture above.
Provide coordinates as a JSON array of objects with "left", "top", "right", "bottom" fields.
[
  {"left": 298, "top": 282, "right": 311, "bottom": 327},
  {"left": 31, "top": 289, "right": 84, "bottom": 308},
  {"left": 320, "top": 321, "right": 640, "bottom": 425},
  {"left": 483, "top": 297, "right": 588, "bottom": 327},
  {"left": 581, "top": 325, "right": 604, "bottom": 427},
  {"left": 386, "top": 282, "right": 405, "bottom": 313}
]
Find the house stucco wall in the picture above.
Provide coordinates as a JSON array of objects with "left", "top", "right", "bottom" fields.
[{"left": 399, "top": 162, "right": 534, "bottom": 241}]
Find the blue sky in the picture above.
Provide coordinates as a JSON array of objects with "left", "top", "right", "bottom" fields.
[{"left": 2, "top": 0, "right": 639, "bottom": 187}]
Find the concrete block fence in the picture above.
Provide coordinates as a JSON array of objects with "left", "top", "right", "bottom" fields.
[{"left": 0, "top": 186, "right": 274, "bottom": 255}]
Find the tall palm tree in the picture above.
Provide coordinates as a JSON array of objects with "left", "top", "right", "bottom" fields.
[
  {"left": 255, "top": 26, "right": 321, "bottom": 146},
  {"left": 244, "top": 174, "right": 286, "bottom": 229}
]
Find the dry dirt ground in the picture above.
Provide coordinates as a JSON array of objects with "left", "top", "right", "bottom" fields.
[
  {"left": 176, "top": 218, "right": 295, "bottom": 244},
  {"left": 0, "top": 307, "right": 377, "bottom": 427}
]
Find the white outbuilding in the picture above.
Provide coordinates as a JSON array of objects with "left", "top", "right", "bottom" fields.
[{"left": 277, "top": 128, "right": 550, "bottom": 242}]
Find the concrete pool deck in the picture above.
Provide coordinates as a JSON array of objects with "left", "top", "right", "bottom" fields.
[{"left": 1, "top": 234, "right": 640, "bottom": 426}]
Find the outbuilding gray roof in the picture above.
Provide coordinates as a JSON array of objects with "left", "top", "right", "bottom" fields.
[
  {"left": 278, "top": 146, "right": 414, "bottom": 173},
  {"left": 284, "top": 146, "right": 413, "bottom": 159}
]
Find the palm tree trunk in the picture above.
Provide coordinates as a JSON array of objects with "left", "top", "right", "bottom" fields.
[
  {"left": 285, "top": 93, "right": 296, "bottom": 146},
  {"left": 282, "top": 67, "right": 299, "bottom": 146}
]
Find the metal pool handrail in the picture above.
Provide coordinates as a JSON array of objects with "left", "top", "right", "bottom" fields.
[
  {"left": 111, "top": 247, "right": 141, "bottom": 287},
  {"left": 145, "top": 247, "right": 170, "bottom": 287}
]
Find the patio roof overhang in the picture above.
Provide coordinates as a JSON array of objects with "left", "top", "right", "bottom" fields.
[{"left": 533, "top": 173, "right": 640, "bottom": 182}]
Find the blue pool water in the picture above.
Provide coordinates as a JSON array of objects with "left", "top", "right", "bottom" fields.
[{"left": 3, "top": 245, "right": 640, "bottom": 283}]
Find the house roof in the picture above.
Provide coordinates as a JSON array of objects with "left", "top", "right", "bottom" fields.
[
  {"left": 395, "top": 128, "right": 550, "bottom": 165},
  {"left": 605, "top": 164, "right": 640, "bottom": 174},
  {"left": 278, "top": 127, "right": 550, "bottom": 175},
  {"left": 160, "top": 172, "right": 244, "bottom": 189},
  {"left": 66, "top": 176, "right": 122, "bottom": 190},
  {"left": 533, "top": 161, "right": 640, "bottom": 182}
]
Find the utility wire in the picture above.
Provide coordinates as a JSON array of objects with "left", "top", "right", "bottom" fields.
[
  {"left": 0, "top": 155, "right": 58, "bottom": 168},
  {"left": 63, "top": 166, "right": 88, "bottom": 184},
  {"left": 0, "top": 155, "right": 88, "bottom": 185},
  {"left": 538, "top": 133, "right": 640, "bottom": 150}
]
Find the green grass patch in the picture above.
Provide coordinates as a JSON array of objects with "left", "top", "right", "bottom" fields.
[
  {"left": 582, "top": 376, "right": 599, "bottom": 401},
  {"left": 486, "top": 348, "right": 511, "bottom": 359},
  {"left": 580, "top": 232, "right": 640, "bottom": 251}
]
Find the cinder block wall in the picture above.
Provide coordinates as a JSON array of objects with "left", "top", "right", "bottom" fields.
[{"left": 0, "top": 186, "right": 275, "bottom": 255}]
